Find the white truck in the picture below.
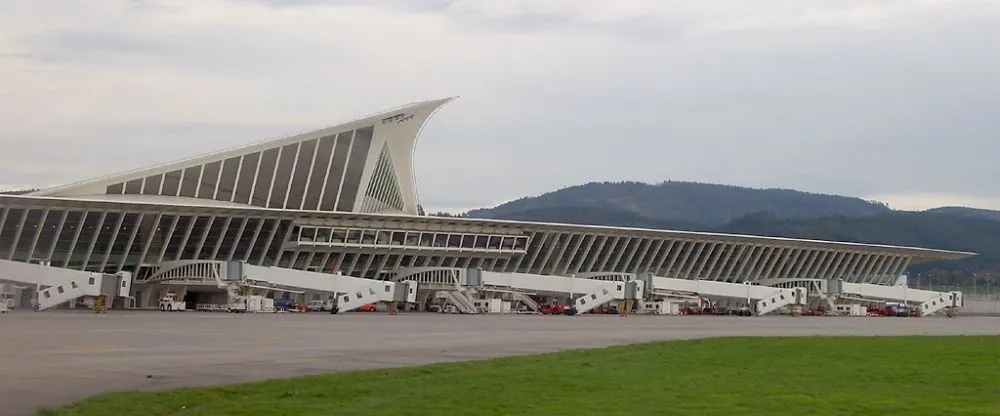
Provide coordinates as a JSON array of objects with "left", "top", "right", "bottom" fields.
[{"left": 158, "top": 293, "right": 186, "bottom": 311}]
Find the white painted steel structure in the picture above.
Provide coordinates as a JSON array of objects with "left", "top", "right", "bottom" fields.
[
  {"left": 30, "top": 98, "right": 451, "bottom": 216},
  {"left": 0, "top": 259, "right": 131, "bottom": 310},
  {"left": 393, "top": 267, "right": 645, "bottom": 315},
  {"left": 0, "top": 97, "right": 975, "bottom": 313},
  {"left": 141, "top": 260, "right": 418, "bottom": 312}
]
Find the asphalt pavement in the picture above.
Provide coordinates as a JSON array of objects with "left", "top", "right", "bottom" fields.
[{"left": 2, "top": 310, "right": 998, "bottom": 415}]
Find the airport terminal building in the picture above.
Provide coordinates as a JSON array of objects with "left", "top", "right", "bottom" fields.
[{"left": 0, "top": 98, "right": 972, "bottom": 315}]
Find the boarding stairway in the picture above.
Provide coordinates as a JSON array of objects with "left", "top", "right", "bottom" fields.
[
  {"left": 145, "top": 260, "right": 418, "bottom": 313},
  {"left": 515, "top": 292, "right": 540, "bottom": 312},
  {"left": 437, "top": 290, "right": 479, "bottom": 314},
  {"left": 0, "top": 259, "right": 132, "bottom": 310}
]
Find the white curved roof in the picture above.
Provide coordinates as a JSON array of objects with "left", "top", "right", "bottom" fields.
[{"left": 31, "top": 97, "right": 456, "bottom": 216}]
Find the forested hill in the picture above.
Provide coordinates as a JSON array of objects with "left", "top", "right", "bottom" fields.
[
  {"left": 465, "top": 181, "right": 890, "bottom": 227},
  {"left": 456, "top": 180, "right": 1000, "bottom": 274},
  {"left": 714, "top": 211, "right": 1000, "bottom": 272},
  {"left": 926, "top": 206, "right": 1000, "bottom": 223}
]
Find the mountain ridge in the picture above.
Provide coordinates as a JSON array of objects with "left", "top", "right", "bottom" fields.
[
  {"left": 455, "top": 180, "right": 1000, "bottom": 276},
  {"left": 465, "top": 180, "right": 893, "bottom": 227}
]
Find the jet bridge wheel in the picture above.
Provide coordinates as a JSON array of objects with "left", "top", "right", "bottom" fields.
[
  {"left": 329, "top": 306, "right": 340, "bottom": 315},
  {"left": 564, "top": 307, "right": 578, "bottom": 316}
]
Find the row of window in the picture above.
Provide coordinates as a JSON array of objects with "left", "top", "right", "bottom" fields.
[{"left": 294, "top": 226, "right": 529, "bottom": 252}]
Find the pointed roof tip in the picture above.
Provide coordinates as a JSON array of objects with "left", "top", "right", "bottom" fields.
[
  {"left": 31, "top": 96, "right": 462, "bottom": 196},
  {"left": 422, "top": 95, "right": 459, "bottom": 106}
]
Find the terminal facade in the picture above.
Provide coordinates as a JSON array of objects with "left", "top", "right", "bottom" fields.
[{"left": 0, "top": 98, "right": 972, "bottom": 315}]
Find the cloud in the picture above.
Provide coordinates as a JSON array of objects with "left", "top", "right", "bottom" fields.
[{"left": 1, "top": 0, "right": 998, "bottom": 211}]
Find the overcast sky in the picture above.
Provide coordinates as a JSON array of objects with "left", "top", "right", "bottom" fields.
[{"left": 1, "top": 0, "right": 998, "bottom": 212}]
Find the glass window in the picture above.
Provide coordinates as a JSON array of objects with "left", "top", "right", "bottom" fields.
[
  {"left": 514, "top": 237, "right": 528, "bottom": 250},
  {"left": 142, "top": 215, "right": 174, "bottom": 263},
  {"left": 124, "top": 179, "right": 142, "bottom": 194},
  {"left": 178, "top": 166, "right": 201, "bottom": 198},
  {"left": 214, "top": 217, "right": 244, "bottom": 260},
  {"left": 293, "top": 252, "right": 309, "bottom": 269},
  {"left": 347, "top": 230, "right": 362, "bottom": 244},
  {"left": 330, "top": 229, "right": 346, "bottom": 243},
  {"left": 269, "top": 144, "right": 298, "bottom": 208},
  {"left": 361, "top": 230, "right": 376, "bottom": 244},
  {"left": 286, "top": 138, "right": 317, "bottom": 209},
  {"left": 72, "top": 211, "right": 103, "bottom": 256},
  {"left": 163, "top": 216, "right": 192, "bottom": 259},
  {"left": 487, "top": 236, "right": 501, "bottom": 250},
  {"left": 234, "top": 152, "right": 260, "bottom": 205},
  {"left": 316, "top": 228, "right": 331, "bottom": 243},
  {"left": 142, "top": 174, "right": 162, "bottom": 195},
  {"left": 180, "top": 215, "right": 209, "bottom": 258},
  {"left": 405, "top": 232, "right": 419, "bottom": 246},
  {"left": 231, "top": 218, "right": 259, "bottom": 260},
  {"left": 337, "top": 126, "right": 374, "bottom": 211},
  {"left": 262, "top": 220, "right": 292, "bottom": 265},
  {"left": 198, "top": 217, "right": 230, "bottom": 259},
  {"left": 251, "top": 150, "right": 277, "bottom": 206},
  {"left": 304, "top": 135, "right": 336, "bottom": 211},
  {"left": 278, "top": 251, "right": 295, "bottom": 268},
  {"left": 216, "top": 157, "right": 241, "bottom": 202},
  {"left": 320, "top": 131, "right": 352, "bottom": 211},
  {"left": 420, "top": 233, "right": 434, "bottom": 246},
  {"left": 391, "top": 231, "right": 405, "bottom": 245},
  {"left": 109, "top": 213, "right": 139, "bottom": 254},
  {"left": 14, "top": 209, "right": 45, "bottom": 259},
  {"left": 161, "top": 170, "right": 182, "bottom": 196},
  {"left": 35, "top": 210, "right": 66, "bottom": 258},
  {"left": 500, "top": 236, "right": 514, "bottom": 249},
  {"left": 88, "top": 212, "right": 122, "bottom": 270},
  {"left": 461, "top": 235, "right": 474, "bottom": 249}
]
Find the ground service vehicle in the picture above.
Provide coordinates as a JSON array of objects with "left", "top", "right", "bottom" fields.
[{"left": 158, "top": 294, "right": 185, "bottom": 311}]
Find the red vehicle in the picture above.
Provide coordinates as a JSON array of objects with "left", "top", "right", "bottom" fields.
[
  {"left": 539, "top": 304, "right": 568, "bottom": 315},
  {"left": 357, "top": 303, "right": 377, "bottom": 312}
]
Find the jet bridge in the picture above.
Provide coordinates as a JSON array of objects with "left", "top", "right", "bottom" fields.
[
  {"left": 629, "top": 274, "right": 807, "bottom": 316},
  {"left": 828, "top": 279, "right": 962, "bottom": 316},
  {"left": 145, "top": 260, "right": 418, "bottom": 313},
  {"left": 0, "top": 259, "right": 132, "bottom": 311},
  {"left": 394, "top": 268, "right": 644, "bottom": 315}
]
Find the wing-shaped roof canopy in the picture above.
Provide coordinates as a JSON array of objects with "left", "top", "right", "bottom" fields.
[{"left": 32, "top": 97, "right": 456, "bottom": 215}]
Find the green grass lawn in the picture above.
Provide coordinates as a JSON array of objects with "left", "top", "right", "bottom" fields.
[{"left": 45, "top": 336, "right": 1000, "bottom": 416}]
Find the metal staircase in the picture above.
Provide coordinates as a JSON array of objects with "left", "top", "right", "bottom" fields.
[
  {"left": 440, "top": 290, "right": 478, "bottom": 314},
  {"left": 515, "top": 292, "right": 540, "bottom": 312}
]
